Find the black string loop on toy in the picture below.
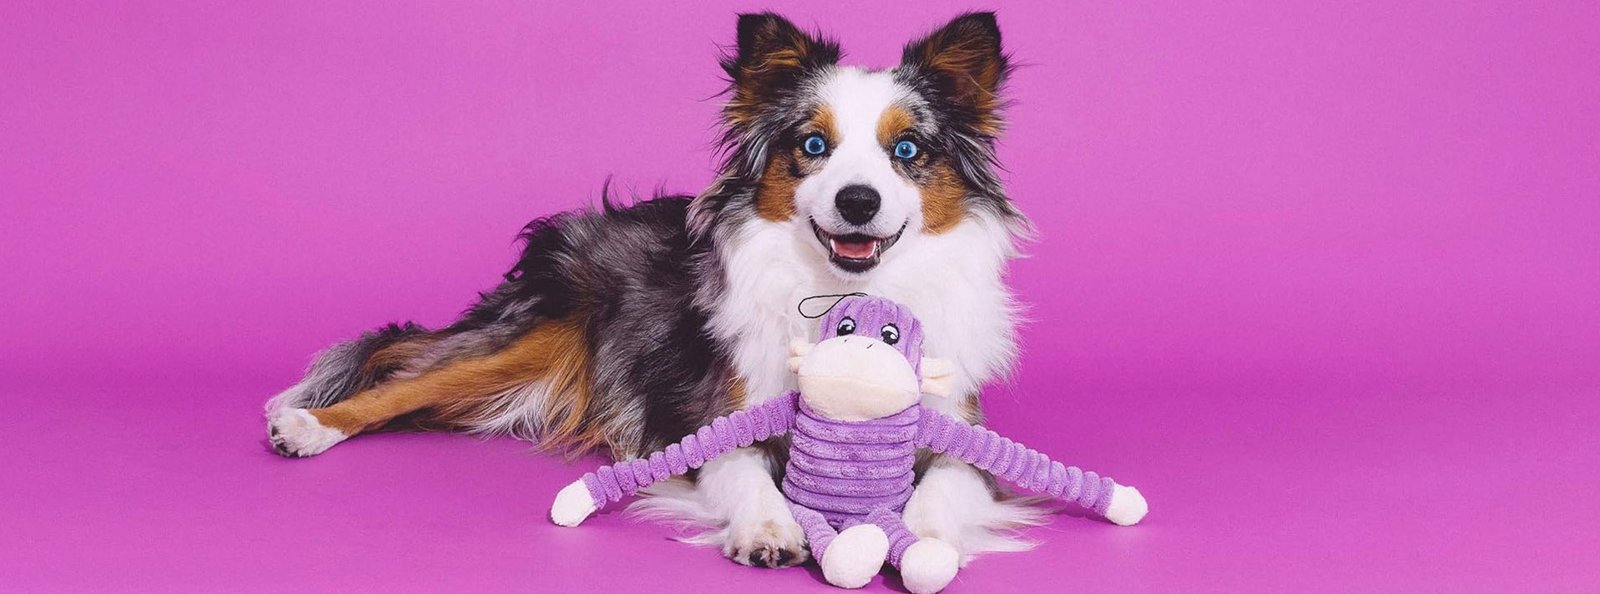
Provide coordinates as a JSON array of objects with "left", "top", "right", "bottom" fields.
[{"left": 797, "top": 292, "right": 868, "bottom": 319}]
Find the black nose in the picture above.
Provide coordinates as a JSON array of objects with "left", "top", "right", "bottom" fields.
[{"left": 834, "top": 185, "right": 881, "bottom": 225}]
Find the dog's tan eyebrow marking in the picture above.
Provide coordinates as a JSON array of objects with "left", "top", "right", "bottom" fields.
[
  {"left": 876, "top": 105, "right": 915, "bottom": 147},
  {"left": 803, "top": 105, "right": 837, "bottom": 141}
]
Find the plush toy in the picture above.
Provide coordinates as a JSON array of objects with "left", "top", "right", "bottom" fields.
[{"left": 550, "top": 295, "right": 1147, "bottom": 593}]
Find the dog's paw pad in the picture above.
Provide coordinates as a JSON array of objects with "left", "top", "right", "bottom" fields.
[{"left": 726, "top": 519, "right": 808, "bottom": 568}]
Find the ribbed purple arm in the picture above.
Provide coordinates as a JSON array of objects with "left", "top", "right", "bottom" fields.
[
  {"left": 582, "top": 391, "right": 799, "bottom": 508},
  {"left": 916, "top": 410, "right": 1119, "bottom": 515}
]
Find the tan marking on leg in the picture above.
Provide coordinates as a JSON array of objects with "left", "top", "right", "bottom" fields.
[
  {"left": 725, "top": 376, "right": 748, "bottom": 411},
  {"left": 308, "top": 320, "right": 592, "bottom": 444},
  {"left": 362, "top": 335, "right": 437, "bottom": 376}
]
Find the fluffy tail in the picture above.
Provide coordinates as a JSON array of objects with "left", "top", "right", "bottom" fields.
[{"left": 265, "top": 322, "right": 434, "bottom": 414}]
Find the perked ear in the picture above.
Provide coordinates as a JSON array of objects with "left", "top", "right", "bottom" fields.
[
  {"left": 788, "top": 338, "right": 814, "bottom": 373},
  {"left": 900, "top": 12, "right": 1010, "bottom": 135},
  {"left": 920, "top": 357, "right": 956, "bottom": 398},
  {"left": 722, "top": 14, "right": 840, "bottom": 126}
]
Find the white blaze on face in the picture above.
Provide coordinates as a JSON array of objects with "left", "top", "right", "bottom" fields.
[
  {"left": 795, "top": 67, "right": 923, "bottom": 238},
  {"left": 795, "top": 335, "right": 921, "bottom": 421}
]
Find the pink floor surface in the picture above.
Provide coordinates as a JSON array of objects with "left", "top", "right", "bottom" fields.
[{"left": 3, "top": 365, "right": 1596, "bottom": 592}]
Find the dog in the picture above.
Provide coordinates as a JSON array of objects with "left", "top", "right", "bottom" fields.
[{"left": 266, "top": 12, "right": 1039, "bottom": 568}]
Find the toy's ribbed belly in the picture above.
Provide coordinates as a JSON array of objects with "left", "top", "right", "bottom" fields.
[{"left": 781, "top": 402, "right": 921, "bottom": 525}]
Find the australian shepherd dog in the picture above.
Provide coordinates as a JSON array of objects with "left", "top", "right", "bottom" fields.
[{"left": 266, "top": 12, "right": 1042, "bottom": 567}]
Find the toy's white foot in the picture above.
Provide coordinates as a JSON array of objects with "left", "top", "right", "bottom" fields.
[
  {"left": 900, "top": 538, "right": 959, "bottom": 594},
  {"left": 268, "top": 408, "right": 347, "bottom": 457},
  {"left": 550, "top": 480, "right": 598, "bottom": 527},
  {"left": 821, "top": 524, "right": 889, "bottom": 588},
  {"left": 1105, "top": 485, "right": 1149, "bottom": 526}
]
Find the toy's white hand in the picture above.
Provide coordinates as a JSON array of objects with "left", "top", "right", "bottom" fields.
[
  {"left": 1104, "top": 484, "right": 1148, "bottom": 526},
  {"left": 550, "top": 480, "right": 598, "bottom": 527},
  {"left": 788, "top": 338, "right": 814, "bottom": 373}
]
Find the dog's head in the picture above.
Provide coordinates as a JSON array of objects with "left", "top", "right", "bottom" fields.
[{"left": 690, "top": 12, "right": 1026, "bottom": 276}]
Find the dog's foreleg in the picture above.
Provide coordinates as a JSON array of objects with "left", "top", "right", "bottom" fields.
[{"left": 698, "top": 446, "right": 807, "bottom": 567}]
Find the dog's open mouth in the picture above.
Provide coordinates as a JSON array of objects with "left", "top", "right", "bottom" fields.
[{"left": 811, "top": 220, "right": 907, "bottom": 273}]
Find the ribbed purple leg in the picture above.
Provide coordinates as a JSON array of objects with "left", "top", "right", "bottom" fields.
[
  {"left": 788, "top": 502, "right": 839, "bottom": 561},
  {"left": 864, "top": 508, "right": 920, "bottom": 568}
]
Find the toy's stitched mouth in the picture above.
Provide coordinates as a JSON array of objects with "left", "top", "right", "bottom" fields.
[{"left": 810, "top": 220, "right": 908, "bottom": 273}]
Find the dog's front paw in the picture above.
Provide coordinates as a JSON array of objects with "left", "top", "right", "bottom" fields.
[
  {"left": 267, "top": 408, "right": 346, "bottom": 458},
  {"left": 1105, "top": 484, "right": 1148, "bottom": 526},
  {"left": 725, "top": 515, "right": 808, "bottom": 568}
]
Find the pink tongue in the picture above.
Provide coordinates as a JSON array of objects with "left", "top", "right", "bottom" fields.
[{"left": 831, "top": 238, "right": 878, "bottom": 259}]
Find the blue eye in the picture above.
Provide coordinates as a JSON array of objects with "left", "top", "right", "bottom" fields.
[
  {"left": 803, "top": 135, "right": 828, "bottom": 156},
  {"left": 893, "top": 140, "right": 919, "bottom": 159}
]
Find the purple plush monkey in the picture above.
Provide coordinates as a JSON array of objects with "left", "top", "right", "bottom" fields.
[{"left": 551, "top": 295, "right": 1147, "bottom": 593}]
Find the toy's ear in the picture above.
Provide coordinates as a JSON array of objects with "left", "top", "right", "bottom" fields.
[
  {"left": 788, "top": 338, "right": 814, "bottom": 373},
  {"left": 920, "top": 357, "right": 955, "bottom": 398}
]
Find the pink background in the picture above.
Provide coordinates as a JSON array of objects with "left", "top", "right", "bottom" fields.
[{"left": 3, "top": 1, "right": 1597, "bottom": 592}]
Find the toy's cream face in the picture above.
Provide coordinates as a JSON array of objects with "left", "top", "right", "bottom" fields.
[
  {"left": 788, "top": 303, "right": 954, "bottom": 421},
  {"left": 792, "top": 334, "right": 920, "bottom": 420}
]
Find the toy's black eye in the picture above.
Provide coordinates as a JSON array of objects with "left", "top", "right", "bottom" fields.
[
  {"left": 836, "top": 317, "right": 856, "bottom": 336},
  {"left": 880, "top": 324, "right": 900, "bottom": 345}
]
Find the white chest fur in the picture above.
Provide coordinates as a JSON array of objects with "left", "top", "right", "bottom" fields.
[{"left": 706, "top": 216, "right": 1019, "bottom": 416}]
